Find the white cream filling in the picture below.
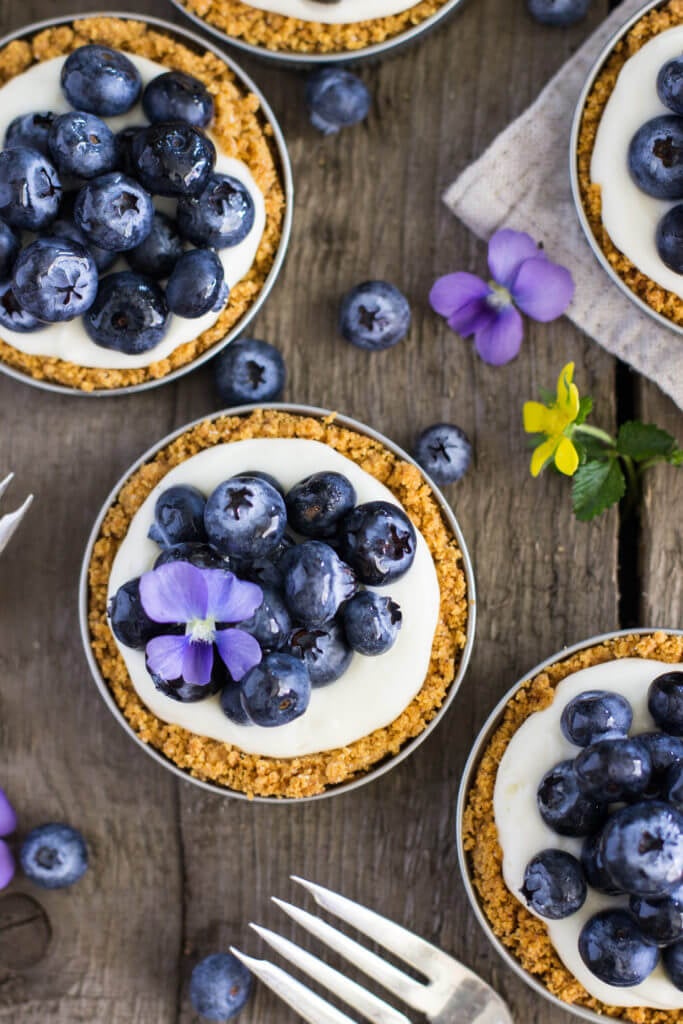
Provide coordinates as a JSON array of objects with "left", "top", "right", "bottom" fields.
[
  {"left": 107, "top": 438, "right": 441, "bottom": 759},
  {"left": 239, "top": 0, "right": 420, "bottom": 25},
  {"left": 591, "top": 25, "right": 683, "bottom": 300},
  {"left": 494, "top": 659, "right": 683, "bottom": 1009},
  {"left": 0, "top": 55, "right": 265, "bottom": 368}
]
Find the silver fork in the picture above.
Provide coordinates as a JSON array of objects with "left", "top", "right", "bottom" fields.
[
  {"left": 0, "top": 473, "right": 33, "bottom": 557},
  {"left": 232, "top": 877, "right": 513, "bottom": 1024}
]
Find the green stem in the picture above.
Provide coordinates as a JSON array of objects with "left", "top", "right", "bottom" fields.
[
  {"left": 621, "top": 454, "right": 641, "bottom": 513},
  {"left": 574, "top": 424, "right": 615, "bottom": 447}
]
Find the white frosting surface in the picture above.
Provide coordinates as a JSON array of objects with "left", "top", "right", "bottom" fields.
[
  {"left": 494, "top": 659, "right": 683, "bottom": 1009},
  {"left": 0, "top": 55, "right": 265, "bottom": 368},
  {"left": 241, "top": 0, "right": 418, "bottom": 25},
  {"left": 591, "top": 25, "right": 683, "bottom": 299},
  {"left": 107, "top": 438, "right": 441, "bottom": 758}
]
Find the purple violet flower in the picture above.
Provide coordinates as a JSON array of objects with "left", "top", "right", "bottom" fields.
[
  {"left": 0, "top": 788, "right": 17, "bottom": 889},
  {"left": 429, "top": 229, "right": 575, "bottom": 366},
  {"left": 139, "top": 562, "right": 263, "bottom": 687}
]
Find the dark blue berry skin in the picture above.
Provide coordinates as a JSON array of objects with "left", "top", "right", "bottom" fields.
[
  {"left": 5, "top": 111, "right": 56, "bottom": 155},
  {"left": 233, "top": 535, "right": 294, "bottom": 590},
  {"left": 147, "top": 656, "right": 225, "bottom": 703},
  {"left": 338, "top": 500, "right": 416, "bottom": 586},
  {"left": 664, "top": 940, "right": 683, "bottom": 989},
  {"left": 132, "top": 122, "right": 216, "bottom": 198},
  {"left": 220, "top": 681, "right": 251, "bottom": 724},
  {"left": 306, "top": 68, "right": 370, "bottom": 135},
  {"left": 0, "top": 220, "right": 19, "bottom": 279},
  {"left": 536, "top": 760, "right": 607, "bottom": 838},
  {"left": 630, "top": 884, "right": 683, "bottom": 945},
  {"left": 47, "top": 217, "right": 117, "bottom": 273},
  {"left": 61, "top": 45, "right": 142, "bottom": 117},
  {"left": 12, "top": 238, "right": 98, "bottom": 323},
  {"left": 75, "top": 173, "right": 154, "bottom": 252},
  {"left": 84, "top": 272, "right": 169, "bottom": 354},
  {"left": 126, "top": 211, "right": 184, "bottom": 279},
  {"left": 520, "top": 849, "right": 586, "bottom": 919},
  {"left": 214, "top": 338, "right": 285, "bottom": 406},
  {"left": 574, "top": 737, "right": 652, "bottom": 802},
  {"left": 0, "top": 147, "right": 61, "bottom": 230},
  {"left": 190, "top": 953, "right": 253, "bottom": 1022},
  {"left": 288, "top": 621, "right": 353, "bottom": 686},
  {"left": 666, "top": 763, "right": 683, "bottom": 810},
  {"left": 48, "top": 112, "right": 116, "bottom": 180},
  {"left": 143, "top": 71, "right": 215, "bottom": 128},
  {"left": 240, "top": 652, "right": 311, "bottom": 727},
  {"left": 286, "top": 472, "right": 356, "bottom": 539},
  {"left": 628, "top": 116, "right": 683, "bottom": 199},
  {"left": 115, "top": 125, "right": 145, "bottom": 177},
  {"left": 658, "top": 57, "right": 683, "bottom": 115},
  {"left": 238, "top": 586, "right": 292, "bottom": 651},
  {"left": 166, "top": 248, "right": 227, "bottom": 318},
  {"left": 339, "top": 281, "right": 411, "bottom": 351},
  {"left": 342, "top": 591, "right": 402, "bottom": 656},
  {"left": 579, "top": 910, "right": 659, "bottom": 987},
  {"left": 20, "top": 824, "right": 88, "bottom": 890},
  {"left": 177, "top": 173, "right": 255, "bottom": 248},
  {"left": 526, "top": 0, "right": 590, "bottom": 26},
  {"left": 148, "top": 485, "right": 207, "bottom": 548},
  {"left": 601, "top": 801, "right": 683, "bottom": 897},
  {"left": 240, "top": 471, "right": 284, "bottom": 496},
  {"left": 649, "top": 671, "right": 683, "bottom": 735},
  {"left": 154, "top": 543, "right": 228, "bottom": 571},
  {"left": 638, "top": 732, "right": 683, "bottom": 779},
  {"left": 0, "top": 280, "right": 45, "bottom": 333},
  {"left": 205, "top": 475, "right": 287, "bottom": 560},
  {"left": 283, "top": 540, "right": 357, "bottom": 628},
  {"left": 414, "top": 424, "right": 472, "bottom": 485},
  {"left": 656, "top": 204, "right": 683, "bottom": 273},
  {"left": 581, "top": 833, "right": 625, "bottom": 896},
  {"left": 561, "top": 690, "right": 634, "bottom": 747},
  {"left": 108, "top": 577, "right": 165, "bottom": 649}
]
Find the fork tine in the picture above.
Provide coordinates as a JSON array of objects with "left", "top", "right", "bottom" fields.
[
  {"left": 252, "top": 924, "right": 411, "bottom": 1024},
  {"left": 230, "top": 947, "right": 358, "bottom": 1024},
  {"left": 0, "top": 494, "right": 33, "bottom": 556},
  {"left": 0, "top": 474, "right": 14, "bottom": 502}
]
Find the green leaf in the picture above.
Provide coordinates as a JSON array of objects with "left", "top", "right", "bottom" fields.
[
  {"left": 672, "top": 449, "right": 683, "bottom": 466},
  {"left": 574, "top": 395, "right": 593, "bottom": 427},
  {"left": 575, "top": 433, "right": 610, "bottom": 461},
  {"left": 571, "top": 458, "right": 626, "bottom": 521},
  {"left": 616, "top": 421, "right": 679, "bottom": 462}
]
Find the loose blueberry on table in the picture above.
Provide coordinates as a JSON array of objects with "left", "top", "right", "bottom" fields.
[
  {"left": 305, "top": 68, "right": 371, "bottom": 136},
  {"left": 190, "top": 952, "right": 253, "bottom": 1021},
  {"left": 108, "top": 468, "right": 411, "bottom": 728},
  {"left": 20, "top": 823, "right": 88, "bottom": 890},
  {"left": 213, "top": 337, "right": 286, "bottom": 406}
]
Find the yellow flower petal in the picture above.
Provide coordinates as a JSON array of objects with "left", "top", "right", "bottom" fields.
[
  {"left": 556, "top": 362, "right": 580, "bottom": 421},
  {"left": 523, "top": 401, "right": 552, "bottom": 434},
  {"left": 530, "top": 437, "right": 558, "bottom": 478},
  {"left": 554, "top": 436, "right": 580, "bottom": 477}
]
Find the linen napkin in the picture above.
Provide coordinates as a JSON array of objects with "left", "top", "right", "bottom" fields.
[{"left": 444, "top": 0, "right": 683, "bottom": 411}]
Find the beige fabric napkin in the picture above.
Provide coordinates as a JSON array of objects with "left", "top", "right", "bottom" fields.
[{"left": 444, "top": 0, "right": 683, "bottom": 411}]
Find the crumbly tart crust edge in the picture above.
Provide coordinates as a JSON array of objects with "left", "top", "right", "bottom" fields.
[
  {"left": 463, "top": 630, "right": 683, "bottom": 1024},
  {"left": 87, "top": 409, "right": 470, "bottom": 800},
  {"left": 0, "top": 16, "right": 286, "bottom": 392}
]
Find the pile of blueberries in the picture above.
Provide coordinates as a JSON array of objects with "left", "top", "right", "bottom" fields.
[
  {"left": 521, "top": 675, "right": 683, "bottom": 989},
  {"left": 0, "top": 44, "right": 256, "bottom": 352},
  {"left": 109, "top": 470, "right": 415, "bottom": 728}
]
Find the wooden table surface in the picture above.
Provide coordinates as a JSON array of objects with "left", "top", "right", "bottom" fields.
[{"left": 1, "top": 0, "right": 681, "bottom": 1020}]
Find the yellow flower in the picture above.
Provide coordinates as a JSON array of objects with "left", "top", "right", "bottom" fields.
[{"left": 523, "top": 362, "right": 580, "bottom": 478}]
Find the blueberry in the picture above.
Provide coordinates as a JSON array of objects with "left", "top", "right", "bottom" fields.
[
  {"left": 601, "top": 801, "right": 683, "bottom": 896},
  {"left": 526, "top": 0, "right": 590, "bottom": 26},
  {"left": 115, "top": 125, "right": 145, "bottom": 176},
  {"left": 339, "top": 281, "right": 411, "bottom": 351},
  {"left": 108, "top": 577, "right": 165, "bottom": 649},
  {"left": 520, "top": 849, "right": 586, "bottom": 919},
  {"left": 239, "top": 471, "right": 284, "bottom": 496},
  {"left": 664, "top": 940, "right": 683, "bottom": 989},
  {"left": 213, "top": 338, "right": 285, "bottom": 406},
  {"left": 560, "top": 690, "right": 633, "bottom": 747},
  {"left": 233, "top": 534, "right": 295, "bottom": 589},
  {"left": 0, "top": 147, "right": 61, "bottom": 230},
  {"left": 239, "top": 586, "right": 292, "bottom": 651},
  {"left": 305, "top": 68, "right": 370, "bottom": 135},
  {"left": 61, "top": 45, "right": 141, "bottom": 116},
  {"left": 126, "top": 211, "right": 184, "bottom": 279},
  {"left": 5, "top": 111, "right": 56, "bottom": 155},
  {"left": 75, "top": 173, "right": 154, "bottom": 252},
  {"left": 536, "top": 760, "right": 607, "bottom": 838},
  {"left": 288, "top": 621, "right": 353, "bottom": 686},
  {"left": 148, "top": 485, "right": 207, "bottom": 548},
  {"left": 639, "top": 732, "right": 683, "bottom": 778},
  {"left": 48, "top": 111, "right": 116, "bottom": 180},
  {"left": 143, "top": 71, "right": 214, "bottom": 128},
  {"left": 20, "top": 823, "right": 88, "bottom": 890},
  {"left": 283, "top": 541, "right": 357, "bottom": 627},
  {"left": 649, "top": 671, "right": 683, "bottom": 735},
  {"left": 286, "top": 472, "right": 356, "bottom": 538},
  {"left": 220, "top": 681, "right": 251, "bottom": 725},
  {"left": 656, "top": 204, "right": 683, "bottom": 273},
  {"left": 578, "top": 909, "right": 659, "bottom": 986},
  {"left": 12, "top": 237, "right": 98, "bottom": 323},
  {"left": 631, "top": 884, "right": 683, "bottom": 945},
  {"left": 414, "top": 423, "right": 472, "bottom": 485},
  {"left": 84, "top": 272, "right": 169, "bottom": 354},
  {"left": 204, "top": 475, "right": 287, "bottom": 559},
  {"left": 574, "top": 737, "right": 651, "bottom": 802},
  {"left": 240, "top": 652, "right": 311, "bottom": 727},
  {"left": 189, "top": 953, "right": 253, "bottom": 1021},
  {"left": 147, "top": 654, "right": 226, "bottom": 703},
  {"left": 658, "top": 57, "right": 683, "bottom": 115},
  {"left": 628, "top": 116, "right": 683, "bottom": 199},
  {"left": 666, "top": 763, "right": 683, "bottom": 809},
  {"left": 166, "top": 248, "right": 227, "bottom": 318},
  {"left": 154, "top": 543, "right": 228, "bottom": 571},
  {"left": 581, "top": 832, "right": 625, "bottom": 895},
  {"left": 47, "top": 217, "right": 116, "bottom": 273},
  {"left": 0, "top": 220, "right": 20, "bottom": 278},
  {"left": 338, "top": 500, "right": 416, "bottom": 586},
  {"left": 177, "top": 173, "right": 255, "bottom": 248},
  {"left": 342, "top": 591, "right": 402, "bottom": 656},
  {"left": 0, "top": 280, "right": 45, "bottom": 333},
  {"left": 132, "top": 122, "right": 216, "bottom": 198}
]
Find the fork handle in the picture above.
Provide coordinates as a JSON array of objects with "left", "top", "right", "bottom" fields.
[{"left": 431, "top": 991, "right": 513, "bottom": 1024}]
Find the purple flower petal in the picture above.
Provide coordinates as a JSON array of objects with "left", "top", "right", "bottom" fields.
[
  {"left": 181, "top": 640, "right": 214, "bottom": 687},
  {"left": 447, "top": 296, "right": 496, "bottom": 338},
  {"left": 146, "top": 633, "right": 190, "bottom": 681},
  {"left": 510, "top": 257, "right": 575, "bottom": 323},
  {"left": 215, "top": 628, "right": 262, "bottom": 682},
  {"left": 429, "top": 272, "right": 489, "bottom": 318},
  {"left": 0, "top": 840, "right": 14, "bottom": 889},
  {"left": 0, "top": 788, "right": 17, "bottom": 837},
  {"left": 487, "top": 229, "right": 543, "bottom": 288},
  {"left": 474, "top": 306, "right": 524, "bottom": 366},
  {"left": 139, "top": 562, "right": 208, "bottom": 624},
  {"left": 202, "top": 570, "right": 263, "bottom": 624}
]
